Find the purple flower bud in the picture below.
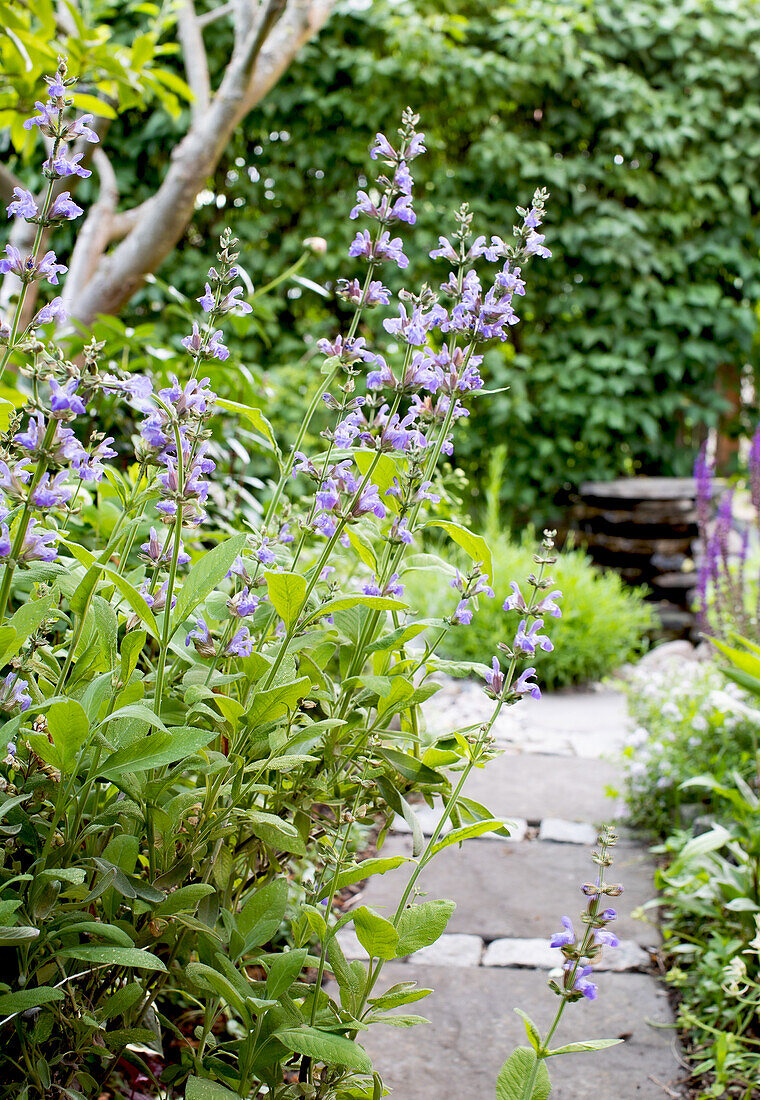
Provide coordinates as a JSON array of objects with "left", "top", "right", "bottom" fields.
[
  {"left": 550, "top": 916, "right": 576, "bottom": 949},
  {"left": 226, "top": 626, "right": 254, "bottom": 658},
  {"left": 49, "top": 378, "right": 86, "bottom": 418},
  {"left": 32, "top": 296, "right": 67, "bottom": 327},
  {"left": 0, "top": 672, "right": 31, "bottom": 713},
  {"left": 44, "top": 151, "right": 91, "bottom": 179},
  {"left": 567, "top": 964, "right": 597, "bottom": 1000},
  {"left": 513, "top": 667, "right": 541, "bottom": 700},
  {"left": 453, "top": 599, "right": 472, "bottom": 625},
  {"left": 7, "top": 188, "right": 38, "bottom": 220},
  {"left": 484, "top": 656, "right": 505, "bottom": 696},
  {"left": 49, "top": 191, "right": 83, "bottom": 221},
  {"left": 514, "top": 618, "right": 554, "bottom": 655}
]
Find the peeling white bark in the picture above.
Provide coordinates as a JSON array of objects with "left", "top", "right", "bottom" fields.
[{"left": 65, "top": 0, "right": 332, "bottom": 327}]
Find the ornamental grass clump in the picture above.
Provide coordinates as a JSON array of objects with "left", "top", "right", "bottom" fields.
[{"left": 0, "top": 63, "right": 619, "bottom": 1100}]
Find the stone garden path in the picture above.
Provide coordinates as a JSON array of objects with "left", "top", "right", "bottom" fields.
[{"left": 336, "top": 683, "right": 686, "bottom": 1099}]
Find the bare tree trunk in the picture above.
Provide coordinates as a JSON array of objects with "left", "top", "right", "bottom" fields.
[{"left": 66, "top": 0, "right": 331, "bottom": 327}]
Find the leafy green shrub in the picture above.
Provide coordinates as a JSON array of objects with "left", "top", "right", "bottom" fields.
[
  {"left": 408, "top": 532, "right": 653, "bottom": 690},
  {"left": 655, "top": 787, "right": 760, "bottom": 1098},
  {"left": 624, "top": 644, "right": 760, "bottom": 1096},
  {"left": 623, "top": 660, "right": 759, "bottom": 835}
]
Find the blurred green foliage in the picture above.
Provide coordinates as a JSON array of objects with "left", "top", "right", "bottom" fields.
[
  {"left": 406, "top": 531, "right": 653, "bottom": 689},
  {"left": 116, "top": 0, "right": 760, "bottom": 519}
]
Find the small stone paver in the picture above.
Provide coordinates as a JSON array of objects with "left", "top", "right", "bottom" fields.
[
  {"left": 359, "top": 964, "right": 681, "bottom": 1099},
  {"left": 423, "top": 683, "right": 630, "bottom": 759},
  {"left": 538, "top": 818, "right": 598, "bottom": 845},
  {"left": 357, "top": 835, "right": 657, "bottom": 945},
  {"left": 482, "top": 937, "right": 650, "bottom": 972},
  {"left": 413, "top": 933, "right": 484, "bottom": 967},
  {"left": 462, "top": 752, "right": 623, "bottom": 823},
  {"left": 337, "top": 930, "right": 485, "bottom": 967}
]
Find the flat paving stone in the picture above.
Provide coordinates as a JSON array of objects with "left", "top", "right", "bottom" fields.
[
  {"left": 482, "top": 937, "right": 650, "bottom": 972},
  {"left": 413, "top": 933, "right": 483, "bottom": 967},
  {"left": 539, "top": 818, "right": 598, "bottom": 845},
  {"left": 355, "top": 836, "right": 658, "bottom": 946},
  {"left": 337, "top": 930, "right": 484, "bottom": 967},
  {"left": 423, "top": 685, "right": 630, "bottom": 759},
  {"left": 462, "top": 752, "right": 624, "bottom": 823},
  {"left": 359, "top": 964, "right": 682, "bottom": 1099}
]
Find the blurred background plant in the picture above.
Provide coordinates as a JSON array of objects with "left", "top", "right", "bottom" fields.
[{"left": 407, "top": 447, "right": 654, "bottom": 688}]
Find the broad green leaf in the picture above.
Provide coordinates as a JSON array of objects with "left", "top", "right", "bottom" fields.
[
  {"left": 514, "top": 1009, "right": 541, "bottom": 1053},
  {"left": 98, "top": 983, "right": 144, "bottom": 1022},
  {"left": 41, "top": 699, "right": 90, "bottom": 772},
  {"left": 275, "top": 1026, "right": 372, "bottom": 1073},
  {"left": 396, "top": 900, "right": 455, "bottom": 957},
  {"left": 266, "top": 947, "right": 308, "bottom": 998},
  {"left": 215, "top": 398, "right": 281, "bottom": 461},
  {"left": 62, "top": 541, "right": 159, "bottom": 638},
  {"left": 496, "top": 1047, "right": 551, "bottom": 1100},
  {"left": 265, "top": 570, "right": 308, "bottom": 630},
  {"left": 367, "top": 619, "right": 442, "bottom": 653},
  {"left": 316, "top": 856, "right": 410, "bottom": 901},
  {"left": 425, "top": 520, "right": 494, "bottom": 585},
  {"left": 304, "top": 594, "right": 407, "bottom": 623},
  {"left": 672, "top": 824, "right": 731, "bottom": 865},
  {"left": 98, "top": 725, "right": 215, "bottom": 778},
  {"left": 185, "top": 962, "right": 246, "bottom": 1015},
  {"left": 0, "top": 987, "right": 64, "bottom": 1014},
  {"left": 431, "top": 819, "right": 509, "bottom": 854},
  {"left": 346, "top": 527, "right": 377, "bottom": 571},
  {"left": 0, "top": 399, "right": 16, "bottom": 434},
  {"left": 353, "top": 450, "right": 403, "bottom": 502},
  {"left": 70, "top": 92, "right": 117, "bottom": 118},
  {"left": 120, "top": 629, "right": 146, "bottom": 684},
  {"left": 155, "top": 884, "right": 215, "bottom": 917},
  {"left": 57, "top": 946, "right": 166, "bottom": 971},
  {"left": 237, "top": 877, "right": 288, "bottom": 948},
  {"left": 7, "top": 592, "right": 53, "bottom": 647},
  {"left": 172, "top": 532, "right": 247, "bottom": 627},
  {"left": 186, "top": 1077, "right": 244, "bottom": 1100},
  {"left": 95, "top": 703, "right": 166, "bottom": 733},
  {"left": 710, "top": 637, "right": 760, "bottom": 682},
  {"left": 0, "top": 926, "right": 39, "bottom": 945},
  {"left": 245, "top": 676, "right": 311, "bottom": 726},
  {"left": 547, "top": 1038, "right": 623, "bottom": 1056},
  {"left": 0, "top": 625, "right": 18, "bottom": 667},
  {"left": 248, "top": 810, "right": 306, "bottom": 855},
  {"left": 352, "top": 906, "right": 399, "bottom": 960},
  {"left": 93, "top": 595, "right": 118, "bottom": 670}
]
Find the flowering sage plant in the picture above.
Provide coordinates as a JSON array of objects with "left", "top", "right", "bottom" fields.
[{"left": 0, "top": 62, "right": 618, "bottom": 1100}]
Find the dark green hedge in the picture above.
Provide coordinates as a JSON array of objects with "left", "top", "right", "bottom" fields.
[{"left": 118, "top": 0, "right": 760, "bottom": 517}]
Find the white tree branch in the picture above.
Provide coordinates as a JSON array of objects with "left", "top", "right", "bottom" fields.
[
  {"left": 178, "top": 0, "right": 211, "bottom": 125},
  {"left": 198, "top": 1, "right": 233, "bottom": 28},
  {"left": 62, "top": 148, "right": 121, "bottom": 312},
  {"left": 70, "top": 0, "right": 333, "bottom": 326}
]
